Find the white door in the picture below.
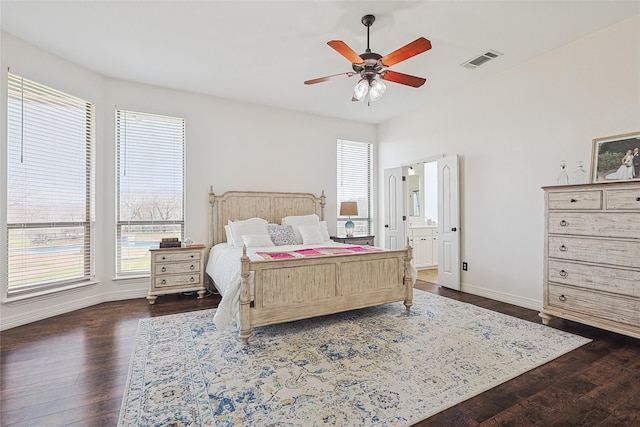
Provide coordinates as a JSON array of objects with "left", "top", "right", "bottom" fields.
[
  {"left": 437, "top": 155, "right": 460, "bottom": 290},
  {"left": 384, "top": 167, "right": 405, "bottom": 249}
]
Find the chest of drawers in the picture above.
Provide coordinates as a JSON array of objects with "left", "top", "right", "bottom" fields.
[
  {"left": 540, "top": 182, "right": 640, "bottom": 338},
  {"left": 147, "top": 244, "right": 207, "bottom": 304}
]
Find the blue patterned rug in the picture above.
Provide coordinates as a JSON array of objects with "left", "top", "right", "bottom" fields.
[{"left": 118, "top": 290, "right": 590, "bottom": 426}]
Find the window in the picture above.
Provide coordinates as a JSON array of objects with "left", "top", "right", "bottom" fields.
[
  {"left": 337, "top": 140, "right": 373, "bottom": 236},
  {"left": 116, "top": 109, "right": 185, "bottom": 276},
  {"left": 6, "top": 73, "right": 95, "bottom": 297}
]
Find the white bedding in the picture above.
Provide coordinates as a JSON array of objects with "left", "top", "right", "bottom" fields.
[{"left": 206, "top": 241, "right": 417, "bottom": 331}]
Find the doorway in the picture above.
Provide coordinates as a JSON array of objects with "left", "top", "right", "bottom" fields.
[{"left": 384, "top": 154, "right": 460, "bottom": 290}]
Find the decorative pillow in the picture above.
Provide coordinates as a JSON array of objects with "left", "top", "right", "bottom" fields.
[
  {"left": 242, "top": 234, "right": 275, "bottom": 248},
  {"left": 268, "top": 224, "right": 297, "bottom": 246},
  {"left": 229, "top": 217, "right": 269, "bottom": 247},
  {"left": 282, "top": 214, "right": 320, "bottom": 244},
  {"left": 298, "top": 225, "right": 325, "bottom": 245},
  {"left": 224, "top": 225, "right": 234, "bottom": 244},
  {"left": 319, "top": 221, "right": 331, "bottom": 242}
]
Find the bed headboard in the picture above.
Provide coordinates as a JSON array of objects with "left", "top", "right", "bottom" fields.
[{"left": 208, "top": 189, "right": 326, "bottom": 247}]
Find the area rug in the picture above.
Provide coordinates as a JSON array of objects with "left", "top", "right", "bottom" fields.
[{"left": 118, "top": 290, "right": 590, "bottom": 426}]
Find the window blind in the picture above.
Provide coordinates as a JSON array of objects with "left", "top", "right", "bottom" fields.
[
  {"left": 6, "top": 73, "right": 95, "bottom": 295},
  {"left": 116, "top": 109, "right": 185, "bottom": 275},
  {"left": 337, "top": 140, "right": 373, "bottom": 235}
]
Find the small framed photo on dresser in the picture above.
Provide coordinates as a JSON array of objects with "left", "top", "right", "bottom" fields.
[{"left": 591, "top": 131, "right": 640, "bottom": 183}]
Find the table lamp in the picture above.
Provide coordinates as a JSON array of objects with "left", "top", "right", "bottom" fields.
[{"left": 340, "top": 201, "right": 358, "bottom": 237}]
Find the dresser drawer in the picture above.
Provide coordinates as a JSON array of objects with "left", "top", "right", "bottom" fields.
[
  {"left": 605, "top": 188, "right": 640, "bottom": 210},
  {"left": 548, "top": 236, "right": 640, "bottom": 269},
  {"left": 548, "top": 283, "right": 640, "bottom": 327},
  {"left": 548, "top": 259, "right": 640, "bottom": 297},
  {"left": 153, "top": 251, "right": 201, "bottom": 263},
  {"left": 547, "top": 190, "right": 602, "bottom": 210},
  {"left": 154, "top": 274, "right": 201, "bottom": 288},
  {"left": 548, "top": 212, "right": 640, "bottom": 238},
  {"left": 154, "top": 261, "right": 200, "bottom": 275}
]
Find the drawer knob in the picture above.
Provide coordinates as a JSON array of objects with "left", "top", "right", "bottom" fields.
[
  {"left": 559, "top": 269, "right": 568, "bottom": 278},
  {"left": 190, "top": 254, "right": 194, "bottom": 258},
  {"left": 190, "top": 277, "right": 195, "bottom": 282},
  {"left": 161, "top": 279, "right": 166, "bottom": 284},
  {"left": 570, "top": 198, "right": 577, "bottom": 203},
  {"left": 636, "top": 197, "right": 640, "bottom": 202},
  {"left": 161, "top": 267, "right": 166, "bottom": 272},
  {"left": 559, "top": 220, "right": 568, "bottom": 227},
  {"left": 190, "top": 264, "right": 195, "bottom": 270},
  {"left": 559, "top": 245, "right": 568, "bottom": 252},
  {"left": 559, "top": 294, "right": 567, "bottom": 302}
]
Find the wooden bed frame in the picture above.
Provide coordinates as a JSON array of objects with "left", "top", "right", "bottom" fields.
[{"left": 208, "top": 189, "right": 413, "bottom": 343}]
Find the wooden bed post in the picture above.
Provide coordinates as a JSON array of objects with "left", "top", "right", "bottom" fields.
[
  {"left": 403, "top": 239, "right": 413, "bottom": 311},
  {"left": 239, "top": 245, "right": 252, "bottom": 344},
  {"left": 320, "top": 190, "right": 326, "bottom": 221},
  {"left": 208, "top": 186, "right": 216, "bottom": 247}
]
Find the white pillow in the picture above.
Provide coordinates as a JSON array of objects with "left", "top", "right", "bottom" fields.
[
  {"left": 282, "top": 214, "right": 320, "bottom": 244},
  {"left": 298, "top": 225, "right": 325, "bottom": 245},
  {"left": 229, "top": 217, "right": 269, "bottom": 247},
  {"left": 242, "top": 234, "right": 275, "bottom": 248},
  {"left": 319, "top": 221, "right": 331, "bottom": 242},
  {"left": 224, "top": 225, "right": 234, "bottom": 244}
]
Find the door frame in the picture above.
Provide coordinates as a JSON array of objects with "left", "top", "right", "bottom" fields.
[{"left": 394, "top": 154, "right": 460, "bottom": 290}]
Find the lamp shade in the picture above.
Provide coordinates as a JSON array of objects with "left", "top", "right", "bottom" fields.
[
  {"left": 339, "top": 201, "right": 358, "bottom": 216},
  {"left": 353, "top": 79, "right": 369, "bottom": 101}
]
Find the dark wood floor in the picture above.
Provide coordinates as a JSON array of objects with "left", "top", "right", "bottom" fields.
[{"left": 1, "top": 282, "right": 639, "bottom": 426}]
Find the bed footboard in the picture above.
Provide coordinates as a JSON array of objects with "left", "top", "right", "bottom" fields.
[{"left": 238, "top": 246, "right": 413, "bottom": 344}]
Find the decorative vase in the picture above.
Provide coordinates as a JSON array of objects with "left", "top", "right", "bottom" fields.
[
  {"left": 556, "top": 160, "right": 569, "bottom": 185},
  {"left": 573, "top": 161, "right": 587, "bottom": 185}
]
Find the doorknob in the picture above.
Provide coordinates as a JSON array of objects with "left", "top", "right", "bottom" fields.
[{"left": 451, "top": 227, "right": 457, "bottom": 232}]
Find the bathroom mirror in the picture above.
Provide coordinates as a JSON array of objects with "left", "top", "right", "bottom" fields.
[{"left": 407, "top": 174, "right": 421, "bottom": 217}]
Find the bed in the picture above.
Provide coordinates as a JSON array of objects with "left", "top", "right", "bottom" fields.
[{"left": 206, "top": 189, "right": 414, "bottom": 344}]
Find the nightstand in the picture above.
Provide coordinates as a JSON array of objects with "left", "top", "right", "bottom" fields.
[
  {"left": 330, "top": 235, "right": 375, "bottom": 246},
  {"left": 147, "top": 244, "right": 206, "bottom": 304}
]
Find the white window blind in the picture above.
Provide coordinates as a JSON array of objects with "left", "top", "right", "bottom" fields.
[
  {"left": 116, "top": 109, "right": 185, "bottom": 275},
  {"left": 6, "top": 73, "right": 95, "bottom": 296},
  {"left": 337, "top": 140, "right": 373, "bottom": 235}
]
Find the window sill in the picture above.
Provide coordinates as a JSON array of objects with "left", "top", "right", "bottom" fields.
[
  {"left": 3, "top": 280, "right": 99, "bottom": 305},
  {"left": 113, "top": 274, "right": 150, "bottom": 282}
]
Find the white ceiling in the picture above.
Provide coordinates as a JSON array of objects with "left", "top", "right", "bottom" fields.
[{"left": 1, "top": 1, "right": 638, "bottom": 124}]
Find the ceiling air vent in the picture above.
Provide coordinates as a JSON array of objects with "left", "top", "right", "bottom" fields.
[{"left": 462, "top": 50, "right": 502, "bottom": 69}]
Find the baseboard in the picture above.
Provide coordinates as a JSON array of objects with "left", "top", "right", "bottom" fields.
[
  {"left": 460, "top": 282, "right": 542, "bottom": 311},
  {"left": 0, "top": 288, "right": 149, "bottom": 331}
]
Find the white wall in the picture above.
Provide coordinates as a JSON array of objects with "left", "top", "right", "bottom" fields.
[
  {"left": 378, "top": 15, "right": 640, "bottom": 309},
  {"left": 0, "top": 32, "right": 376, "bottom": 329}
]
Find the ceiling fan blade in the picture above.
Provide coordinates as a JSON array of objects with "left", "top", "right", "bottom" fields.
[
  {"left": 381, "top": 70, "right": 426, "bottom": 88},
  {"left": 380, "top": 37, "right": 432, "bottom": 67},
  {"left": 304, "top": 72, "right": 356, "bottom": 85},
  {"left": 327, "top": 40, "right": 365, "bottom": 64}
]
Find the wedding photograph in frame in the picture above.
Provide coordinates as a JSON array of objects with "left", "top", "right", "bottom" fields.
[{"left": 591, "top": 131, "right": 640, "bottom": 183}]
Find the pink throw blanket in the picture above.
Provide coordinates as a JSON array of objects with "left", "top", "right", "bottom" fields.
[{"left": 256, "top": 245, "right": 382, "bottom": 260}]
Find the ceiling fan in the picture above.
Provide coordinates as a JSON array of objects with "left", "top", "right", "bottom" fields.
[{"left": 304, "top": 14, "right": 432, "bottom": 103}]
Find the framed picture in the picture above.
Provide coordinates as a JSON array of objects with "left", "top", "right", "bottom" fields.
[{"left": 591, "top": 131, "right": 640, "bottom": 183}]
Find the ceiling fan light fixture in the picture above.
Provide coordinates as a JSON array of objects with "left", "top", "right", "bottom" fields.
[
  {"left": 369, "top": 78, "right": 386, "bottom": 101},
  {"left": 353, "top": 78, "right": 369, "bottom": 101}
]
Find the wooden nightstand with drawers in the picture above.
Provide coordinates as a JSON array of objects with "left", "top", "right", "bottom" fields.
[
  {"left": 330, "top": 235, "right": 375, "bottom": 246},
  {"left": 147, "top": 244, "right": 206, "bottom": 304}
]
